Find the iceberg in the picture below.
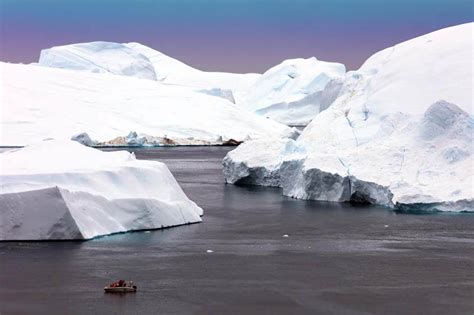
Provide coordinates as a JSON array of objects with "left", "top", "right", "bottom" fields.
[
  {"left": 39, "top": 41, "right": 261, "bottom": 103},
  {"left": 38, "top": 42, "right": 347, "bottom": 125},
  {"left": 39, "top": 42, "right": 157, "bottom": 80},
  {"left": 223, "top": 138, "right": 306, "bottom": 187},
  {"left": 0, "top": 140, "right": 203, "bottom": 240},
  {"left": 0, "top": 62, "right": 296, "bottom": 146},
  {"left": 223, "top": 23, "right": 474, "bottom": 212},
  {"left": 240, "top": 57, "right": 345, "bottom": 125}
]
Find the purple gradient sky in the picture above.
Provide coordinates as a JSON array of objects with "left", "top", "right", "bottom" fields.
[{"left": 0, "top": 0, "right": 472, "bottom": 72}]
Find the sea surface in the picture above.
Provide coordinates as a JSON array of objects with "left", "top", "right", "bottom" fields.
[{"left": 1, "top": 146, "right": 473, "bottom": 314}]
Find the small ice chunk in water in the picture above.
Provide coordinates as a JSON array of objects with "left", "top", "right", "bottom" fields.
[
  {"left": 384, "top": 225, "right": 389, "bottom": 228},
  {"left": 144, "top": 231, "right": 151, "bottom": 234},
  {"left": 206, "top": 250, "right": 214, "bottom": 253},
  {"left": 282, "top": 234, "right": 289, "bottom": 238}
]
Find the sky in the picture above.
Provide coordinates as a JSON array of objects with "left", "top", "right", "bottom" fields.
[{"left": 0, "top": 0, "right": 472, "bottom": 73}]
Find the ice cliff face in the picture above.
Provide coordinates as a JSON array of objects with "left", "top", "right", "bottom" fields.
[
  {"left": 241, "top": 57, "right": 345, "bottom": 126},
  {"left": 223, "top": 138, "right": 306, "bottom": 187},
  {"left": 223, "top": 23, "right": 474, "bottom": 212},
  {"left": 0, "top": 140, "right": 203, "bottom": 240}
]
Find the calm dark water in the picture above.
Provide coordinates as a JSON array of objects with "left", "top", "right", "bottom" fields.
[{"left": 1, "top": 147, "right": 473, "bottom": 314}]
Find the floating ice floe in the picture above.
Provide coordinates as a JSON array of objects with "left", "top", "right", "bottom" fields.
[{"left": 0, "top": 140, "right": 203, "bottom": 240}]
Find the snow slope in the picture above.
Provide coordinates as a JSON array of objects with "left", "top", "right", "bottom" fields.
[
  {"left": 125, "top": 42, "right": 260, "bottom": 98},
  {"left": 0, "top": 140, "right": 203, "bottom": 240},
  {"left": 0, "top": 62, "right": 296, "bottom": 146},
  {"left": 240, "top": 57, "right": 345, "bottom": 125},
  {"left": 39, "top": 42, "right": 157, "bottom": 80},
  {"left": 223, "top": 23, "right": 474, "bottom": 212}
]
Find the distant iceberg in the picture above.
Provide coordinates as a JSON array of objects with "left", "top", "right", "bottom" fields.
[
  {"left": 39, "top": 41, "right": 158, "bottom": 80},
  {"left": 38, "top": 41, "right": 260, "bottom": 104},
  {"left": 38, "top": 41, "right": 345, "bottom": 126}
]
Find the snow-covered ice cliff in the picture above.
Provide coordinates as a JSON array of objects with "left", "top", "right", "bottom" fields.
[
  {"left": 223, "top": 23, "right": 474, "bottom": 212},
  {"left": 240, "top": 57, "right": 345, "bottom": 125},
  {"left": 0, "top": 140, "right": 203, "bottom": 240}
]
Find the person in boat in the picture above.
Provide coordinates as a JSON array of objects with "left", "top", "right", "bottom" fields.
[{"left": 109, "top": 279, "right": 131, "bottom": 288}]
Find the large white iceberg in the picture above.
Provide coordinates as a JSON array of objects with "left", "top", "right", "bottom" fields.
[
  {"left": 0, "top": 140, "right": 203, "bottom": 240},
  {"left": 38, "top": 42, "right": 346, "bottom": 123},
  {"left": 223, "top": 23, "right": 474, "bottom": 212},
  {"left": 39, "top": 42, "right": 158, "bottom": 80},
  {"left": 39, "top": 41, "right": 260, "bottom": 103},
  {"left": 240, "top": 57, "right": 345, "bottom": 125},
  {"left": 0, "top": 62, "right": 296, "bottom": 146}
]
